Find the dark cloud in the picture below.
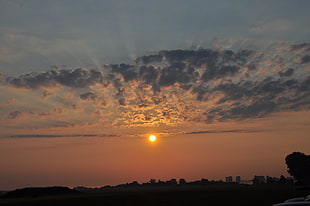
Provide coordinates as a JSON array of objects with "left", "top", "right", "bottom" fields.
[
  {"left": 111, "top": 63, "right": 137, "bottom": 82},
  {"left": 2, "top": 43, "right": 310, "bottom": 126},
  {"left": 300, "top": 76, "right": 310, "bottom": 91},
  {"left": 42, "top": 91, "right": 54, "bottom": 99},
  {"left": 135, "top": 54, "right": 163, "bottom": 64},
  {"left": 278, "top": 68, "right": 294, "bottom": 77},
  {"left": 289, "top": 43, "right": 310, "bottom": 52},
  {"left": 52, "top": 68, "right": 104, "bottom": 88},
  {"left": 10, "top": 134, "right": 118, "bottom": 138},
  {"left": 5, "top": 68, "right": 105, "bottom": 88},
  {"left": 6, "top": 72, "right": 56, "bottom": 88},
  {"left": 213, "top": 65, "right": 241, "bottom": 79},
  {"left": 205, "top": 75, "right": 310, "bottom": 121},
  {"left": 3, "top": 48, "right": 256, "bottom": 89},
  {"left": 207, "top": 102, "right": 276, "bottom": 123},
  {"left": 118, "top": 98, "right": 126, "bottom": 106},
  {"left": 11, "top": 134, "right": 64, "bottom": 138},
  {"left": 300, "top": 55, "right": 310, "bottom": 64},
  {"left": 80, "top": 91, "right": 98, "bottom": 101},
  {"left": 159, "top": 65, "right": 192, "bottom": 87},
  {"left": 186, "top": 129, "right": 260, "bottom": 135},
  {"left": 8, "top": 111, "right": 22, "bottom": 119},
  {"left": 220, "top": 100, "right": 276, "bottom": 121},
  {"left": 72, "top": 104, "right": 81, "bottom": 111},
  {"left": 138, "top": 65, "right": 158, "bottom": 84}
]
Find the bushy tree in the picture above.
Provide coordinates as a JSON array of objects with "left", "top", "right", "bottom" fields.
[{"left": 285, "top": 152, "right": 310, "bottom": 185}]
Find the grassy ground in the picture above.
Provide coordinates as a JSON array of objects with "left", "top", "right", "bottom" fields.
[{"left": 0, "top": 185, "right": 309, "bottom": 206}]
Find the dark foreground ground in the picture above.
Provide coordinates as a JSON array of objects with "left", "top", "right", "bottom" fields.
[{"left": 0, "top": 185, "right": 309, "bottom": 206}]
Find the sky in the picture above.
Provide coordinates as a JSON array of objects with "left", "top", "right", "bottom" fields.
[{"left": 0, "top": 0, "right": 310, "bottom": 190}]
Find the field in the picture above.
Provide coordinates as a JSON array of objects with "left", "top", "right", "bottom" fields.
[{"left": 0, "top": 185, "right": 309, "bottom": 206}]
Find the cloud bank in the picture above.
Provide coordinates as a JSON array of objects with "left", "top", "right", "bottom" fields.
[{"left": 1, "top": 42, "right": 310, "bottom": 130}]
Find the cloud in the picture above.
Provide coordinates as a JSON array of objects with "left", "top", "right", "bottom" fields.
[
  {"left": 71, "top": 104, "right": 82, "bottom": 111},
  {"left": 2, "top": 42, "right": 310, "bottom": 129},
  {"left": 42, "top": 90, "right": 54, "bottom": 99},
  {"left": 251, "top": 20, "right": 295, "bottom": 33},
  {"left": 300, "top": 55, "right": 310, "bottom": 64},
  {"left": 185, "top": 129, "right": 260, "bottom": 135},
  {"left": 278, "top": 68, "right": 294, "bottom": 77},
  {"left": 6, "top": 97, "right": 17, "bottom": 105},
  {"left": 110, "top": 64, "right": 138, "bottom": 82},
  {"left": 5, "top": 68, "right": 105, "bottom": 89},
  {"left": 136, "top": 54, "right": 163, "bottom": 65},
  {"left": 7, "top": 110, "right": 22, "bottom": 119},
  {"left": 289, "top": 43, "right": 310, "bottom": 52},
  {"left": 10, "top": 134, "right": 118, "bottom": 138},
  {"left": 80, "top": 91, "right": 98, "bottom": 101}
]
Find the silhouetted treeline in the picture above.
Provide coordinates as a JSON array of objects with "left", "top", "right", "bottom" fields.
[
  {"left": 75, "top": 178, "right": 231, "bottom": 191},
  {"left": 1, "top": 186, "right": 79, "bottom": 198},
  {"left": 75, "top": 175, "right": 295, "bottom": 192}
]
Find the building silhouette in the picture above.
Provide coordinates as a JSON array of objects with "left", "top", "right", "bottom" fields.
[
  {"left": 253, "top": 176, "right": 266, "bottom": 184},
  {"left": 225, "top": 176, "right": 233, "bottom": 182},
  {"left": 236, "top": 176, "right": 241, "bottom": 183}
]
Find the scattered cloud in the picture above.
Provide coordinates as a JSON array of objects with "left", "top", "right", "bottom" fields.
[{"left": 1, "top": 42, "right": 310, "bottom": 131}]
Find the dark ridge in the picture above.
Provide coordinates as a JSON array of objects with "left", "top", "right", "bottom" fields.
[
  {"left": 0, "top": 191, "right": 6, "bottom": 197},
  {"left": 1, "top": 186, "right": 79, "bottom": 199}
]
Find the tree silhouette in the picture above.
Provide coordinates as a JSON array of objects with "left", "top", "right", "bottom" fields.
[{"left": 285, "top": 152, "right": 310, "bottom": 186}]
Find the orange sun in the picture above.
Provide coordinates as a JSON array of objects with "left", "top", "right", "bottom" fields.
[{"left": 148, "top": 135, "right": 157, "bottom": 142}]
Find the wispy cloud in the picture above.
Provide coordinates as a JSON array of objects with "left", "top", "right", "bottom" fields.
[
  {"left": 10, "top": 134, "right": 118, "bottom": 138},
  {"left": 251, "top": 20, "right": 295, "bottom": 33},
  {"left": 185, "top": 129, "right": 261, "bottom": 135}
]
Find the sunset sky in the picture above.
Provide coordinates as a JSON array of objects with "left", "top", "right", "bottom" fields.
[{"left": 0, "top": 0, "right": 310, "bottom": 190}]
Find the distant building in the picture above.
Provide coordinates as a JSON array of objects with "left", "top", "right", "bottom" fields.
[
  {"left": 179, "top": 178, "right": 186, "bottom": 185},
  {"left": 166, "top": 179, "right": 177, "bottom": 186},
  {"left": 236, "top": 176, "right": 241, "bottom": 183},
  {"left": 226, "top": 176, "right": 233, "bottom": 182},
  {"left": 253, "top": 176, "right": 266, "bottom": 184}
]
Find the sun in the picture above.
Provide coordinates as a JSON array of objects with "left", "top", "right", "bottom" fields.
[{"left": 148, "top": 135, "right": 157, "bottom": 142}]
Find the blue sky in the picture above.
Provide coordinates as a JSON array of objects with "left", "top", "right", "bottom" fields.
[{"left": 1, "top": 0, "right": 309, "bottom": 75}]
